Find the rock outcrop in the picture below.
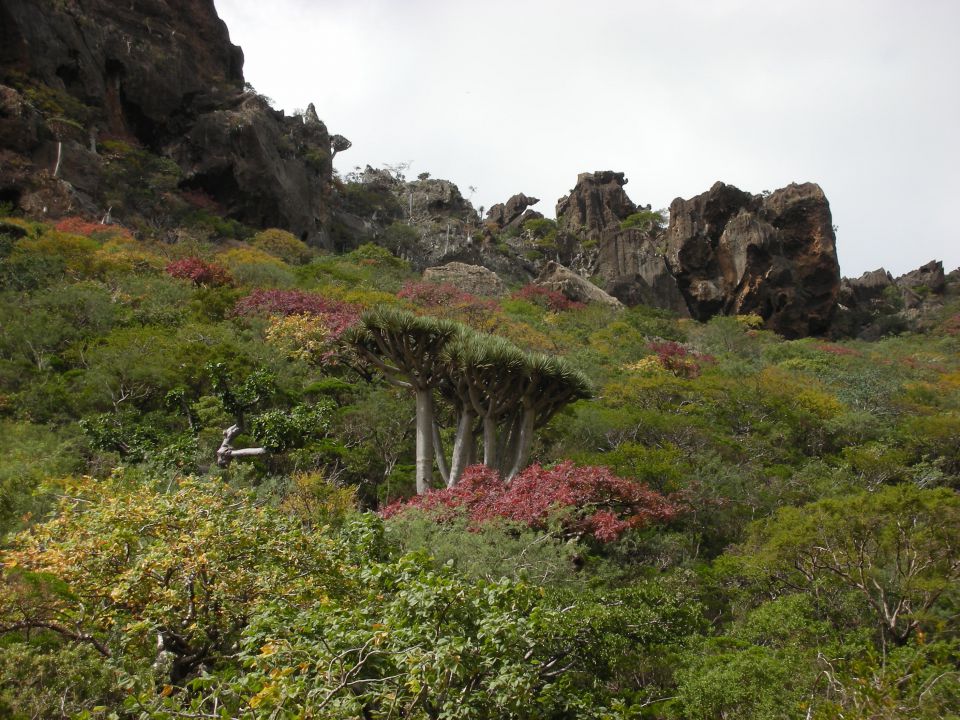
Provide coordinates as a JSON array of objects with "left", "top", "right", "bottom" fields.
[
  {"left": 664, "top": 182, "right": 840, "bottom": 338},
  {"left": 333, "top": 172, "right": 538, "bottom": 284},
  {"left": 485, "top": 193, "right": 542, "bottom": 231},
  {"left": 551, "top": 172, "right": 842, "bottom": 337},
  {"left": 556, "top": 171, "right": 637, "bottom": 238},
  {"left": 535, "top": 261, "right": 623, "bottom": 308},
  {"left": 0, "top": 0, "right": 341, "bottom": 245},
  {"left": 833, "top": 260, "right": 950, "bottom": 339},
  {"left": 552, "top": 171, "right": 688, "bottom": 315},
  {"left": 423, "top": 262, "right": 506, "bottom": 297}
]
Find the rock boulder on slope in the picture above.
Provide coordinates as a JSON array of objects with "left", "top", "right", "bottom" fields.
[
  {"left": 423, "top": 262, "right": 506, "bottom": 297},
  {"left": 535, "top": 261, "right": 623, "bottom": 308}
]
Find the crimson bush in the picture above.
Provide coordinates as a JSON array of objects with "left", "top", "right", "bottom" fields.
[{"left": 383, "top": 461, "right": 679, "bottom": 542}]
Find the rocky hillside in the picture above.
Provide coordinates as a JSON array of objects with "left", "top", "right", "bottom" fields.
[
  {"left": 0, "top": 0, "right": 342, "bottom": 245},
  {"left": 0, "top": 0, "right": 953, "bottom": 340}
]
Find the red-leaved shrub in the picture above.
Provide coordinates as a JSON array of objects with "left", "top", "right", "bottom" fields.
[
  {"left": 232, "top": 289, "right": 360, "bottom": 338},
  {"left": 383, "top": 461, "right": 679, "bottom": 542},
  {"left": 815, "top": 343, "right": 861, "bottom": 357},
  {"left": 648, "top": 341, "right": 714, "bottom": 379},
  {"left": 511, "top": 284, "right": 584, "bottom": 312},
  {"left": 165, "top": 257, "right": 233, "bottom": 287},
  {"left": 398, "top": 281, "right": 498, "bottom": 327},
  {"left": 55, "top": 216, "right": 132, "bottom": 240}
]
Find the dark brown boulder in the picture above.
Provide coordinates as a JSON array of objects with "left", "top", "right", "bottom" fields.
[
  {"left": 556, "top": 171, "right": 636, "bottom": 238},
  {"left": 665, "top": 181, "right": 840, "bottom": 338},
  {"left": 485, "top": 193, "right": 541, "bottom": 230}
]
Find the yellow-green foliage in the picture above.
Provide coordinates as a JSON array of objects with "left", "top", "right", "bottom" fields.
[
  {"left": 279, "top": 471, "right": 357, "bottom": 529},
  {"left": 252, "top": 228, "right": 314, "bottom": 265},
  {"left": 217, "top": 246, "right": 294, "bottom": 287},
  {"left": 264, "top": 314, "right": 330, "bottom": 362},
  {"left": 758, "top": 366, "right": 846, "bottom": 420},
  {"left": 15, "top": 231, "right": 103, "bottom": 278},
  {"left": 93, "top": 238, "right": 165, "bottom": 275}
]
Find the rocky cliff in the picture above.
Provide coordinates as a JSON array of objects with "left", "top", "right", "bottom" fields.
[
  {"left": 0, "top": 0, "right": 340, "bottom": 244},
  {"left": 550, "top": 172, "right": 842, "bottom": 338},
  {"left": 833, "top": 260, "right": 951, "bottom": 339},
  {"left": 664, "top": 181, "right": 840, "bottom": 338}
]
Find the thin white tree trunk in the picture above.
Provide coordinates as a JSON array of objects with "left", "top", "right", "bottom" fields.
[
  {"left": 482, "top": 415, "right": 498, "bottom": 470},
  {"left": 53, "top": 141, "right": 63, "bottom": 178},
  {"left": 415, "top": 388, "right": 434, "bottom": 494},
  {"left": 447, "top": 410, "right": 475, "bottom": 487},
  {"left": 432, "top": 420, "right": 449, "bottom": 486},
  {"left": 505, "top": 408, "right": 536, "bottom": 482}
]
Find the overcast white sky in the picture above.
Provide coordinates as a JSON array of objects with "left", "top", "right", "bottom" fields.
[{"left": 214, "top": 0, "right": 959, "bottom": 278}]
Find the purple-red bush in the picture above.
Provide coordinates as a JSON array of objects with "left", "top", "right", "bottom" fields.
[
  {"left": 648, "top": 340, "right": 714, "bottom": 379},
  {"left": 165, "top": 257, "right": 233, "bottom": 287},
  {"left": 398, "top": 281, "right": 498, "bottom": 328},
  {"left": 398, "top": 281, "right": 496, "bottom": 311},
  {"left": 232, "top": 289, "right": 360, "bottom": 338},
  {"left": 383, "top": 461, "right": 679, "bottom": 542},
  {"left": 511, "top": 284, "right": 584, "bottom": 312}
]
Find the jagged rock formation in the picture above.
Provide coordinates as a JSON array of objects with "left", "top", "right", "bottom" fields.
[
  {"left": 535, "top": 261, "right": 623, "bottom": 308},
  {"left": 556, "top": 171, "right": 637, "bottom": 239},
  {"left": 423, "top": 262, "right": 506, "bottom": 297},
  {"left": 552, "top": 171, "right": 689, "bottom": 316},
  {"left": 664, "top": 181, "right": 840, "bottom": 338},
  {"left": 833, "top": 260, "right": 950, "bottom": 339},
  {"left": 169, "top": 94, "right": 333, "bottom": 242},
  {"left": 331, "top": 170, "right": 538, "bottom": 283},
  {"left": 485, "top": 193, "right": 542, "bottom": 231},
  {"left": 553, "top": 172, "right": 841, "bottom": 337},
  {"left": 0, "top": 0, "right": 341, "bottom": 245}
]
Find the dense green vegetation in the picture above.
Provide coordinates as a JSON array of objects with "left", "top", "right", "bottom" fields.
[{"left": 0, "top": 211, "right": 958, "bottom": 718}]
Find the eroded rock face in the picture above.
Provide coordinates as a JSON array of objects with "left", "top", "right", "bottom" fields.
[
  {"left": 665, "top": 181, "right": 840, "bottom": 338},
  {"left": 0, "top": 0, "right": 340, "bottom": 244},
  {"left": 535, "top": 261, "right": 623, "bottom": 308},
  {"left": 169, "top": 94, "right": 333, "bottom": 245},
  {"left": 897, "top": 260, "right": 946, "bottom": 294},
  {"left": 1, "top": 0, "right": 243, "bottom": 142},
  {"left": 486, "top": 193, "right": 542, "bottom": 231},
  {"left": 401, "top": 178, "right": 475, "bottom": 221},
  {"left": 556, "top": 171, "right": 636, "bottom": 238},
  {"left": 423, "top": 262, "right": 506, "bottom": 297},
  {"left": 551, "top": 172, "right": 842, "bottom": 336},
  {"left": 832, "top": 260, "right": 950, "bottom": 339}
]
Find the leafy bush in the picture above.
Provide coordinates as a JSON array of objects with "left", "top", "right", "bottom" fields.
[
  {"left": 233, "top": 289, "right": 360, "bottom": 340},
  {"left": 398, "top": 280, "right": 499, "bottom": 328},
  {"left": 251, "top": 228, "right": 313, "bottom": 264},
  {"left": 647, "top": 340, "right": 715, "bottom": 379},
  {"left": 384, "top": 461, "right": 679, "bottom": 542},
  {"left": 165, "top": 256, "right": 232, "bottom": 287},
  {"left": 511, "top": 284, "right": 584, "bottom": 312}
]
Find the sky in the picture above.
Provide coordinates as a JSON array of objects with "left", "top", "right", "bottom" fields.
[{"left": 214, "top": 0, "right": 960, "bottom": 278}]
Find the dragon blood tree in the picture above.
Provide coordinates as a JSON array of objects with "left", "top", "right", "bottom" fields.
[
  {"left": 347, "top": 307, "right": 592, "bottom": 492},
  {"left": 440, "top": 336, "right": 592, "bottom": 485},
  {"left": 346, "top": 307, "right": 459, "bottom": 494}
]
